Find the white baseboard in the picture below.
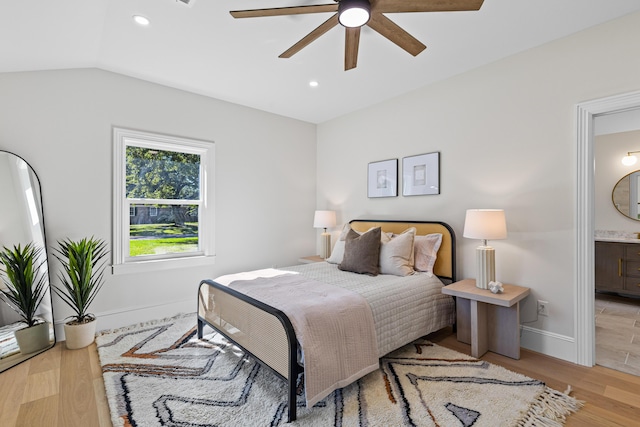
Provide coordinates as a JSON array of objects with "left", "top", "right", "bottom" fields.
[
  {"left": 520, "top": 325, "right": 576, "bottom": 363},
  {"left": 52, "top": 300, "right": 579, "bottom": 365},
  {"left": 54, "top": 298, "right": 196, "bottom": 341}
]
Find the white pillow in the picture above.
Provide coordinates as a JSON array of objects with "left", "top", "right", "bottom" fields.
[
  {"left": 379, "top": 227, "right": 416, "bottom": 276},
  {"left": 326, "top": 224, "right": 351, "bottom": 264},
  {"left": 413, "top": 233, "right": 443, "bottom": 276}
]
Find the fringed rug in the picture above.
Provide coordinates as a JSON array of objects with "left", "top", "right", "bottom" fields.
[{"left": 96, "top": 314, "right": 582, "bottom": 426}]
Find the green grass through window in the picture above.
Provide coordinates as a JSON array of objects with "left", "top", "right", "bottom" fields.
[{"left": 129, "top": 223, "right": 198, "bottom": 257}]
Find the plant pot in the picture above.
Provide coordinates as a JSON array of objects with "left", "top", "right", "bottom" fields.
[
  {"left": 14, "top": 322, "right": 51, "bottom": 354},
  {"left": 64, "top": 318, "right": 97, "bottom": 350}
]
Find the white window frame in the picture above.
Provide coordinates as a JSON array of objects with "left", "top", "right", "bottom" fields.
[
  {"left": 149, "top": 206, "right": 158, "bottom": 217},
  {"left": 112, "top": 127, "right": 215, "bottom": 275}
]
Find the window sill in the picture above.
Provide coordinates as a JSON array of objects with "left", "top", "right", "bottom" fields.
[{"left": 111, "top": 255, "right": 216, "bottom": 275}]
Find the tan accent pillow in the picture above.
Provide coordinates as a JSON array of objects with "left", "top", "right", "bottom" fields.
[
  {"left": 338, "top": 227, "right": 381, "bottom": 276},
  {"left": 413, "top": 233, "right": 443, "bottom": 276},
  {"left": 380, "top": 227, "right": 416, "bottom": 276}
]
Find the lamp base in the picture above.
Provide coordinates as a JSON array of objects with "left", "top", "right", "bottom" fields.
[
  {"left": 321, "top": 233, "right": 332, "bottom": 259},
  {"left": 475, "top": 245, "right": 495, "bottom": 290}
]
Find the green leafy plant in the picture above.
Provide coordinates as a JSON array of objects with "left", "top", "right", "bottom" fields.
[
  {"left": 0, "top": 243, "right": 49, "bottom": 327},
  {"left": 53, "top": 237, "right": 108, "bottom": 325}
]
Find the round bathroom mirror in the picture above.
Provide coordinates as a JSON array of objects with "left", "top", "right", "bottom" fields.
[{"left": 612, "top": 169, "right": 640, "bottom": 221}]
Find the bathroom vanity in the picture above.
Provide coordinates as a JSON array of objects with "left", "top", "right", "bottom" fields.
[{"left": 595, "top": 237, "right": 640, "bottom": 297}]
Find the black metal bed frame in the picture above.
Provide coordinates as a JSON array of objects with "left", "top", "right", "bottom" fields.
[
  {"left": 196, "top": 219, "right": 456, "bottom": 422},
  {"left": 197, "top": 280, "right": 304, "bottom": 422}
]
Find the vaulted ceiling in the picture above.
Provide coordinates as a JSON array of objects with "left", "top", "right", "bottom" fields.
[{"left": 2, "top": 0, "right": 640, "bottom": 123}]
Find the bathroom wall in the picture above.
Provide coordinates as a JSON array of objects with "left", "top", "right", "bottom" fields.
[{"left": 595, "top": 129, "right": 640, "bottom": 232}]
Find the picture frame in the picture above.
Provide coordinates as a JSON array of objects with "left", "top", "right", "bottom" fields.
[
  {"left": 402, "top": 152, "right": 440, "bottom": 196},
  {"left": 368, "top": 159, "right": 398, "bottom": 198}
]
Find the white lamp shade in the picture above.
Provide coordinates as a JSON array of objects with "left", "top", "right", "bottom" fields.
[
  {"left": 313, "top": 210, "right": 336, "bottom": 229},
  {"left": 622, "top": 155, "right": 638, "bottom": 166},
  {"left": 463, "top": 209, "right": 507, "bottom": 241}
]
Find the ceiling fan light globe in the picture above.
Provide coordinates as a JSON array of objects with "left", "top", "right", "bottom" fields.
[{"left": 338, "top": 0, "right": 371, "bottom": 28}]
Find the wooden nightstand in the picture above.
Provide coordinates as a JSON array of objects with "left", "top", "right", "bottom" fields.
[
  {"left": 442, "top": 279, "right": 530, "bottom": 359},
  {"left": 298, "top": 255, "right": 325, "bottom": 264}
]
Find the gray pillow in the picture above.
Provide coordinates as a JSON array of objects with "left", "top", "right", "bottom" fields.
[{"left": 338, "top": 227, "right": 381, "bottom": 276}]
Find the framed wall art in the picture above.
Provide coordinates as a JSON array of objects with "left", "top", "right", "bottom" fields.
[
  {"left": 368, "top": 159, "right": 398, "bottom": 198},
  {"left": 402, "top": 152, "right": 440, "bottom": 196}
]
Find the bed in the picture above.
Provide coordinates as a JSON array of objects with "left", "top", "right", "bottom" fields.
[{"left": 197, "top": 220, "right": 456, "bottom": 422}]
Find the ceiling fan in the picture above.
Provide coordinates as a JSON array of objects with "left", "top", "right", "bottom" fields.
[{"left": 230, "top": 0, "right": 485, "bottom": 70}]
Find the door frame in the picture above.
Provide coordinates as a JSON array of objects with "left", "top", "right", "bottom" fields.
[{"left": 575, "top": 89, "right": 640, "bottom": 365}]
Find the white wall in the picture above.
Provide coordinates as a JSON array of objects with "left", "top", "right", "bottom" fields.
[
  {"left": 0, "top": 68, "right": 317, "bottom": 337},
  {"left": 317, "top": 12, "right": 640, "bottom": 361},
  {"left": 595, "top": 130, "right": 640, "bottom": 231}
]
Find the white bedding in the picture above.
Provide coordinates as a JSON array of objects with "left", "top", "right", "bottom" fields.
[
  {"left": 285, "top": 261, "right": 455, "bottom": 357},
  {"left": 206, "top": 262, "right": 455, "bottom": 408},
  {"left": 213, "top": 262, "right": 455, "bottom": 358}
]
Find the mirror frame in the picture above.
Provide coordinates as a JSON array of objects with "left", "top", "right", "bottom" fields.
[
  {"left": 0, "top": 150, "right": 55, "bottom": 372},
  {"left": 612, "top": 169, "right": 640, "bottom": 221}
]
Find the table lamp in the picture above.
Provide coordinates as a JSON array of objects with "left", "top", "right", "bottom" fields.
[
  {"left": 314, "top": 210, "right": 336, "bottom": 259},
  {"left": 463, "top": 209, "right": 507, "bottom": 289}
]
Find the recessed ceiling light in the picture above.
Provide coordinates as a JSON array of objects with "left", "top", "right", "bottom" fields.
[
  {"left": 309, "top": 81, "right": 319, "bottom": 88},
  {"left": 133, "top": 15, "right": 150, "bottom": 26}
]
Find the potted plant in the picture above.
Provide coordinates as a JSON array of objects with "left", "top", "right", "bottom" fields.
[
  {"left": 0, "top": 243, "right": 51, "bottom": 354},
  {"left": 53, "top": 237, "right": 108, "bottom": 349}
]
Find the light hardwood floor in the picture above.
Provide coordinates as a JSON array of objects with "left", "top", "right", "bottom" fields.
[
  {"left": 0, "top": 341, "right": 111, "bottom": 427},
  {"left": 1, "top": 330, "right": 640, "bottom": 427}
]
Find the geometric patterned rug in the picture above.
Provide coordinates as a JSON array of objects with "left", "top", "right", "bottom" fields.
[{"left": 96, "top": 314, "right": 582, "bottom": 426}]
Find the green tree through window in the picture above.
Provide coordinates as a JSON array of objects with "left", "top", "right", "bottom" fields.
[{"left": 126, "top": 147, "right": 200, "bottom": 227}]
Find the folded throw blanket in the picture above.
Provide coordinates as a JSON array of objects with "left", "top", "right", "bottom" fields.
[{"left": 221, "top": 269, "right": 379, "bottom": 407}]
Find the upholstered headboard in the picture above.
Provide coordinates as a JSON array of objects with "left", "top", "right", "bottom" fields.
[{"left": 349, "top": 219, "right": 456, "bottom": 283}]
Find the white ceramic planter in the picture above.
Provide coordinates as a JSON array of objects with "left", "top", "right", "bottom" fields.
[
  {"left": 14, "top": 322, "right": 51, "bottom": 354},
  {"left": 64, "top": 318, "right": 97, "bottom": 350}
]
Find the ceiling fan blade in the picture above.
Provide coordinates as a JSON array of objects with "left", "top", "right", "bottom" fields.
[
  {"left": 231, "top": 4, "right": 338, "bottom": 18},
  {"left": 367, "top": 13, "right": 426, "bottom": 56},
  {"left": 279, "top": 14, "right": 340, "bottom": 58},
  {"left": 345, "top": 27, "right": 361, "bottom": 70},
  {"left": 373, "top": 0, "right": 484, "bottom": 13}
]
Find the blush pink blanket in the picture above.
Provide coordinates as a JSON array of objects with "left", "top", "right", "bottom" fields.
[{"left": 226, "top": 270, "right": 379, "bottom": 407}]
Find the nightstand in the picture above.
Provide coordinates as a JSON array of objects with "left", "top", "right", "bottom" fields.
[
  {"left": 298, "top": 255, "right": 325, "bottom": 264},
  {"left": 442, "top": 279, "right": 530, "bottom": 359}
]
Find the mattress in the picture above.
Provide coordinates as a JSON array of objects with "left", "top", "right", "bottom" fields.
[{"left": 285, "top": 262, "right": 455, "bottom": 357}]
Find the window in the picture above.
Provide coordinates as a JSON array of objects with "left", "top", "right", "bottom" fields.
[{"left": 113, "top": 128, "right": 215, "bottom": 274}]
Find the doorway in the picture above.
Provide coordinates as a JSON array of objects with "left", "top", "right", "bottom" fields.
[
  {"left": 594, "top": 118, "right": 640, "bottom": 375},
  {"left": 576, "top": 90, "right": 640, "bottom": 367}
]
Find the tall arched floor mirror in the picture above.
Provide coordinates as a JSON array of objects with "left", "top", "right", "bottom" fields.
[{"left": 0, "top": 151, "right": 55, "bottom": 372}]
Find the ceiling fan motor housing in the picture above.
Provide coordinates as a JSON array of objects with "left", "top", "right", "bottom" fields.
[{"left": 338, "top": 0, "right": 371, "bottom": 28}]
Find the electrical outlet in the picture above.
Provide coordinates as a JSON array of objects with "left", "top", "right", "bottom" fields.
[{"left": 537, "top": 300, "right": 549, "bottom": 316}]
